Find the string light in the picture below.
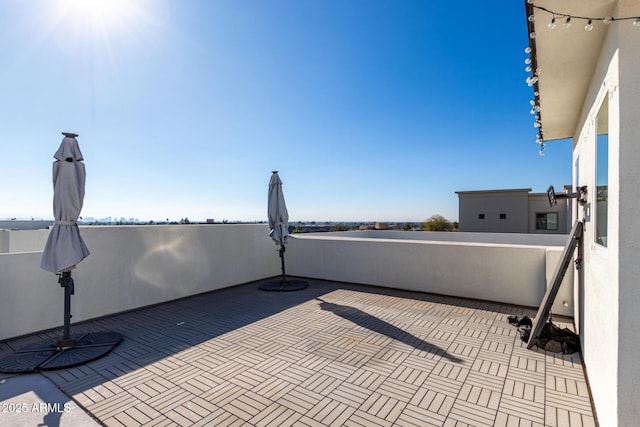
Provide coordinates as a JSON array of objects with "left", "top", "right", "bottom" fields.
[
  {"left": 524, "top": 2, "right": 640, "bottom": 155},
  {"left": 531, "top": 4, "right": 640, "bottom": 29},
  {"left": 585, "top": 19, "right": 594, "bottom": 31},
  {"left": 524, "top": 40, "right": 543, "bottom": 150}
]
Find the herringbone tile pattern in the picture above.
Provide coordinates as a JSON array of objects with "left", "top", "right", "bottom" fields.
[{"left": 0, "top": 279, "right": 596, "bottom": 426}]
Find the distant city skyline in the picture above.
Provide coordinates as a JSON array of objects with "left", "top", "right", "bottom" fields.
[{"left": 1, "top": 1, "right": 572, "bottom": 223}]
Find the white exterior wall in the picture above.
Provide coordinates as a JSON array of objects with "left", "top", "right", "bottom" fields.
[
  {"left": 614, "top": 4, "right": 640, "bottom": 424},
  {"left": 457, "top": 190, "right": 530, "bottom": 233},
  {"left": 573, "top": 34, "right": 619, "bottom": 427},
  {"left": 0, "top": 229, "right": 50, "bottom": 253},
  {"left": 0, "top": 230, "right": 8, "bottom": 253},
  {"left": 572, "top": 4, "right": 640, "bottom": 424},
  {"left": 286, "top": 233, "right": 573, "bottom": 316},
  {"left": 0, "top": 226, "right": 575, "bottom": 342},
  {"left": 0, "top": 225, "right": 280, "bottom": 341}
]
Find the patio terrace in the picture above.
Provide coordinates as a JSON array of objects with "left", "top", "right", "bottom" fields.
[
  {"left": 0, "top": 225, "right": 574, "bottom": 341},
  {"left": 0, "top": 278, "right": 596, "bottom": 426}
]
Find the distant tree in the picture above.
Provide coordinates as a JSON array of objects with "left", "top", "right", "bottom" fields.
[
  {"left": 331, "top": 224, "right": 351, "bottom": 232},
  {"left": 423, "top": 215, "right": 454, "bottom": 232},
  {"left": 402, "top": 222, "right": 413, "bottom": 231}
]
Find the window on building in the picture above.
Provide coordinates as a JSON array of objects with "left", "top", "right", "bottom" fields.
[
  {"left": 596, "top": 96, "right": 608, "bottom": 247},
  {"left": 499, "top": 213, "right": 507, "bottom": 219},
  {"left": 536, "top": 212, "right": 558, "bottom": 230},
  {"left": 478, "top": 214, "right": 485, "bottom": 219}
]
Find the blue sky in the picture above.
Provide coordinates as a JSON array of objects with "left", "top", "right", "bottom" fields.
[{"left": 1, "top": 0, "right": 572, "bottom": 222}]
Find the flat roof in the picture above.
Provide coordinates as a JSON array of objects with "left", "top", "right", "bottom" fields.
[{"left": 455, "top": 188, "right": 532, "bottom": 195}]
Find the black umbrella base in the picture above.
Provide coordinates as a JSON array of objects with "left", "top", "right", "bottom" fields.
[
  {"left": 259, "top": 279, "right": 308, "bottom": 292},
  {"left": 0, "top": 332, "right": 123, "bottom": 374}
]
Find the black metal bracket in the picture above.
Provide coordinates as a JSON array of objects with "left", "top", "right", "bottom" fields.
[
  {"left": 547, "top": 185, "right": 588, "bottom": 207},
  {"left": 58, "top": 271, "right": 74, "bottom": 295}
]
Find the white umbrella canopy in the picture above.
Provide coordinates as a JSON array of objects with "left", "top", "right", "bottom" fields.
[
  {"left": 40, "top": 134, "right": 90, "bottom": 273},
  {"left": 268, "top": 171, "right": 289, "bottom": 245}
]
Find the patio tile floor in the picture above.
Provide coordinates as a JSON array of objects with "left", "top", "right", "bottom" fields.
[{"left": 0, "top": 279, "right": 597, "bottom": 426}]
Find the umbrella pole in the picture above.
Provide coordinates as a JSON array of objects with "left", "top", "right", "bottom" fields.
[
  {"left": 57, "top": 271, "right": 76, "bottom": 349},
  {"left": 279, "top": 244, "right": 287, "bottom": 284}
]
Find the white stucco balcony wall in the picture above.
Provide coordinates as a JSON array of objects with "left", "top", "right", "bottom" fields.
[
  {"left": 0, "top": 225, "right": 279, "bottom": 341},
  {"left": 286, "top": 231, "right": 573, "bottom": 316},
  {"left": 0, "top": 227, "right": 574, "bottom": 345}
]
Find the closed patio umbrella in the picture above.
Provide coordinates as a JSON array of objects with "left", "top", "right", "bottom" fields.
[
  {"left": 268, "top": 171, "right": 289, "bottom": 248},
  {"left": 0, "top": 133, "right": 122, "bottom": 373},
  {"left": 41, "top": 133, "right": 90, "bottom": 349},
  {"left": 259, "top": 171, "right": 307, "bottom": 291},
  {"left": 41, "top": 133, "right": 90, "bottom": 274}
]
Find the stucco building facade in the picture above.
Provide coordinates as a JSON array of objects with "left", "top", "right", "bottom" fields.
[
  {"left": 456, "top": 188, "right": 570, "bottom": 234},
  {"left": 526, "top": 1, "right": 640, "bottom": 425}
]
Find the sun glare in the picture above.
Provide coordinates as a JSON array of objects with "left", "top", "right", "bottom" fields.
[{"left": 61, "top": 0, "right": 133, "bottom": 26}]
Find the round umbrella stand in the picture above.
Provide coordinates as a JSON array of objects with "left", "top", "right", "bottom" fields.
[
  {"left": 0, "top": 332, "right": 124, "bottom": 374},
  {"left": 259, "top": 279, "right": 308, "bottom": 291},
  {"left": 259, "top": 280, "right": 308, "bottom": 291},
  {"left": 0, "top": 271, "right": 123, "bottom": 373}
]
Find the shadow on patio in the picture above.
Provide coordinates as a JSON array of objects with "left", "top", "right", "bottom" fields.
[
  {"left": 316, "top": 298, "right": 463, "bottom": 364},
  {"left": 0, "top": 278, "right": 596, "bottom": 426}
]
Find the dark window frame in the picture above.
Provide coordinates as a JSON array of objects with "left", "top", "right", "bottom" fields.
[{"left": 536, "top": 212, "right": 559, "bottom": 230}]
